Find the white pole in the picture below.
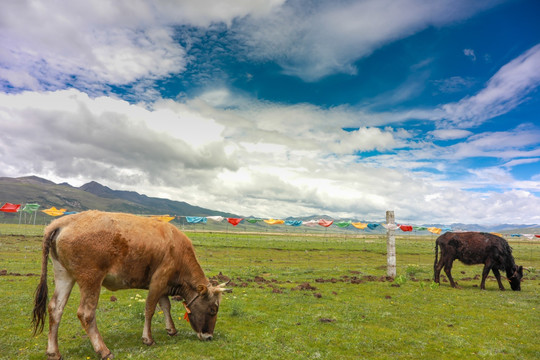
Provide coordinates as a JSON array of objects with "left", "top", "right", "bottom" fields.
[{"left": 386, "top": 210, "right": 396, "bottom": 279}]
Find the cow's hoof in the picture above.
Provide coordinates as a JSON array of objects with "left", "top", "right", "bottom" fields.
[
  {"left": 167, "top": 328, "right": 178, "bottom": 336},
  {"left": 101, "top": 352, "right": 114, "bottom": 360},
  {"left": 142, "top": 337, "right": 156, "bottom": 346},
  {"left": 47, "top": 353, "right": 62, "bottom": 360}
]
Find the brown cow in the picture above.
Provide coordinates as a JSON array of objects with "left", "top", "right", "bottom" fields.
[
  {"left": 32, "top": 210, "right": 230, "bottom": 360},
  {"left": 434, "top": 231, "right": 523, "bottom": 291}
]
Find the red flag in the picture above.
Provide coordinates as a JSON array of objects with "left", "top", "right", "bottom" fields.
[
  {"left": 227, "top": 218, "right": 243, "bottom": 226},
  {"left": 318, "top": 219, "right": 334, "bottom": 227},
  {"left": 399, "top": 225, "right": 413, "bottom": 232},
  {"left": 0, "top": 203, "right": 21, "bottom": 213}
]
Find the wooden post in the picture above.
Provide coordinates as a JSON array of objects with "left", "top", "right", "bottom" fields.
[{"left": 386, "top": 210, "right": 396, "bottom": 279}]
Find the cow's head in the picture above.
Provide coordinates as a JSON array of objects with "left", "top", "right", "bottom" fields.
[
  {"left": 508, "top": 265, "right": 523, "bottom": 291},
  {"left": 183, "top": 282, "right": 231, "bottom": 340}
]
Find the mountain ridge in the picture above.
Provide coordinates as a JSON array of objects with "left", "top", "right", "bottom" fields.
[{"left": 0, "top": 176, "right": 236, "bottom": 217}]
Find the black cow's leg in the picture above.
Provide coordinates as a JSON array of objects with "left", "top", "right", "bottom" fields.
[
  {"left": 443, "top": 260, "right": 459, "bottom": 288},
  {"left": 492, "top": 268, "right": 505, "bottom": 291},
  {"left": 434, "top": 258, "right": 444, "bottom": 284},
  {"left": 480, "top": 263, "right": 492, "bottom": 290}
]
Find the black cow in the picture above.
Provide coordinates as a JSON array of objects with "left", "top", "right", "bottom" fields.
[{"left": 434, "top": 232, "right": 523, "bottom": 290}]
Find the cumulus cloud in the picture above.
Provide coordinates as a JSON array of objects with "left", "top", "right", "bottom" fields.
[
  {"left": 0, "top": 90, "right": 237, "bottom": 188},
  {"left": 2, "top": 87, "right": 539, "bottom": 224},
  {"left": 0, "top": 0, "right": 284, "bottom": 92}
]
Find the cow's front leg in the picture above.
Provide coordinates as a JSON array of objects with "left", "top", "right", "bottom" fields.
[
  {"left": 142, "top": 278, "right": 167, "bottom": 346},
  {"left": 480, "top": 262, "right": 493, "bottom": 290},
  {"left": 158, "top": 296, "right": 177, "bottom": 336},
  {"left": 492, "top": 268, "right": 505, "bottom": 291}
]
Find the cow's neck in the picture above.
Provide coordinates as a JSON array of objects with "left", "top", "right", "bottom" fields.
[
  {"left": 504, "top": 255, "right": 517, "bottom": 276},
  {"left": 173, "top": 249, "right": 208, "bottom": 301}
]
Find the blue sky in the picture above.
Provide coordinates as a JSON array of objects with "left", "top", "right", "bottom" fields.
[{"left": 1, "top": 0, "right": 539, "bottom": 224}]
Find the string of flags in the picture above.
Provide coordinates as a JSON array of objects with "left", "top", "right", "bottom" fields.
[{"left": 2, "top": 202, "right": 539, "bottom": 238}]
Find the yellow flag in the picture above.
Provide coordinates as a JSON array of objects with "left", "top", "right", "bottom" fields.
[
  {"left": 264, "top": 219, "right": 285, "bottom": 225},
  {"left": 351, "top": 222, "right": 368, "bottom": 229}
]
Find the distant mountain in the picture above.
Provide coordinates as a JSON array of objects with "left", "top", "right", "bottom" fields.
[{"left": 0, "top": 176, "right": 237, "bottom": 217}]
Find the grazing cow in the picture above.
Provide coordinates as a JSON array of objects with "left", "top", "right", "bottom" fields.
[
  {"left": 434, "top": 232, "right": 523, "bottom": 291},
  {"left": 32, "top": 211, "right": 230, "bottom": 360}
]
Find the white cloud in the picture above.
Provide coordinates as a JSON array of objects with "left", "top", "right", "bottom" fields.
[
  {"left": 502, "top": 158, "right": 540, "bottom": 168},
  {"left": 432, "top": 76, "right": 476, "bottom": 94},
  {"left": 429, "top": 129, "right": 473, "bottom": 140},
  {"left": 1, "top": 88, "right": 539, "bottom": 224},
  {"left": 0, "top": 89, "right": 237, "bottom": 188},
  {"left": 464, "top": 48, "right": 477, "bottom": 61},
  {"left": 439, "top": 43, "right": 540, "bottom": 128},
  {"left": 236, "top": 0, "right": 501, "bottom": 81},
  {"left": 0, "top": 0, "right": 285, "bottom": 92}
]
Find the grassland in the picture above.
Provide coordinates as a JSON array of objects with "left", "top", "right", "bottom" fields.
[{"left": 1, "top": 225, "right": 539, "bottom": 359}]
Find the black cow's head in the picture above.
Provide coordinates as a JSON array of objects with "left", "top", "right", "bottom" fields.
[
  {"left": 508, "top": 265, "right": 523, "bottom": 291},
  {"left": 184, "top": 282, "right": 231, "bottom": 340}
]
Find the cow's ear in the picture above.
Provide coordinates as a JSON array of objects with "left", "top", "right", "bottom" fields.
[
  {"left": 197, "top": 284, "right": 208, "bottom": 296},
  {"left": 518, "top": 266, "right": 523, "bottom": 274}
]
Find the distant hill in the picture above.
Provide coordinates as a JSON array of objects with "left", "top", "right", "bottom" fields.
[{"left": 0, "top": 176, "right": 237, "bottom": 217}]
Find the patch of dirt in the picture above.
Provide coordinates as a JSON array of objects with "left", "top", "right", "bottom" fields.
[
  {"left": 319, "top": 318, "right": 335, "bottom": 323},
  {"left": 292, "top": 282, "right": 317, "bottom": 291},
  {"left": 0, "top": 269, "right": 38, "bottom": 276}
]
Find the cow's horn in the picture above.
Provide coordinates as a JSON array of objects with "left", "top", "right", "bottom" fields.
[
  {"left": 522, "top": 267, "right": 530, "bottom": 272},
  {"left": 216, "top": 287, "right": 233, "bottom": 293},
  {"left": 218, "top": 280, "right": 231, "bottom": 288}
]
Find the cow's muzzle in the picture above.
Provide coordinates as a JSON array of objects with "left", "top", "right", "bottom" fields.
[{"left": 198, "top": 333, "right": 213, "bottom": 341}]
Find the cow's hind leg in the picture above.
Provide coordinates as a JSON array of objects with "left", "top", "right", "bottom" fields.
[
  {"left": 434, "top": 258, "right": 444, "bottom": 284},
  {"left": 77, "top": 278, "right": 112, "bottom": 359},
  {"left": 443, "top": 260, "right": 459, "bottom": 288},
  {"left": 158, "top": 296, "right": 177, "bottom": 336},
  {"left": 47, "top": 260, "right": 75, "bottom": 360}
]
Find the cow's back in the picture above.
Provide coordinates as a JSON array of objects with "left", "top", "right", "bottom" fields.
[
  {"left": 436, "top": 231, "right": 509, "bottom": 266},
  {"left": 48, "top": 211, "right": 190, "bottom": 288}
]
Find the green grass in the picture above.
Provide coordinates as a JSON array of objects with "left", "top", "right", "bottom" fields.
[{"left": 1, "top": 225, "right": 539, "bottom": 359}]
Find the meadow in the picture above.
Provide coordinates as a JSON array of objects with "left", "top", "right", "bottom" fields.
[{"left": 1, "top": 224, "right": 539, "bottom": 359}]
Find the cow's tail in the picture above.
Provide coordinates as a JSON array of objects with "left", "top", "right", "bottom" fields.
[
  {"left": 32, "top": 227, "right": 60, "bottom": 336},
  {"left": 433, "top": 240, "right": 439, "bottom": 277}
]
